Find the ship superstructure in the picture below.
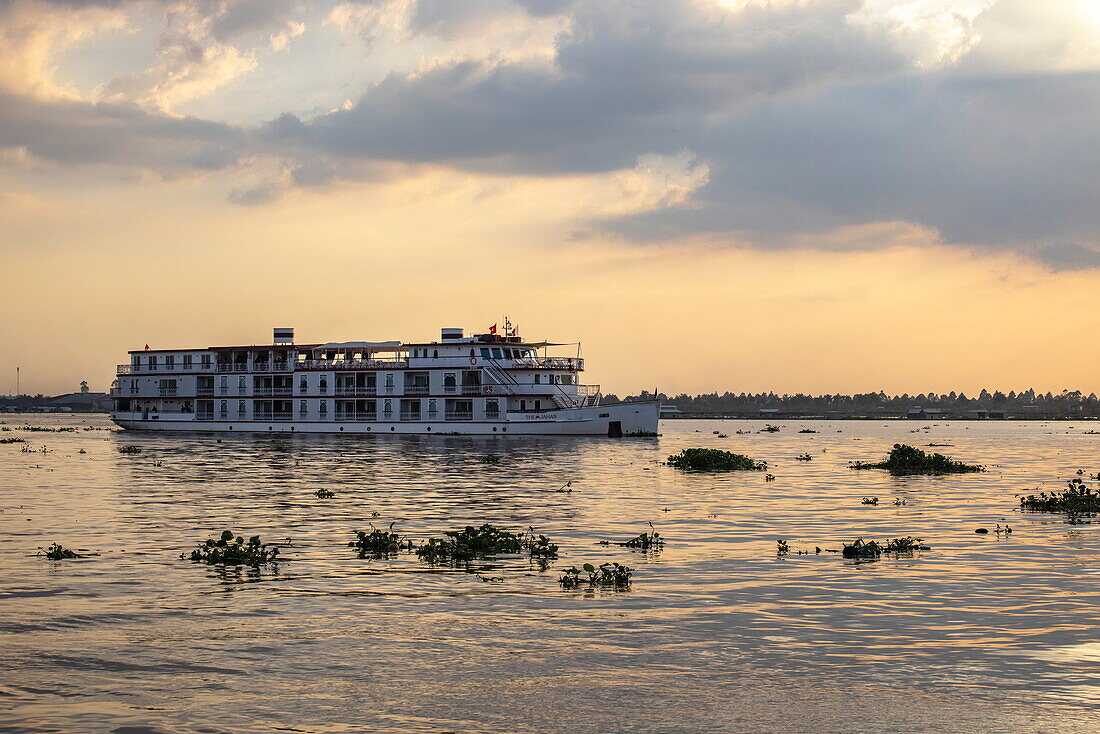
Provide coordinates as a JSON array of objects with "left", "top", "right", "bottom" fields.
[{"left": 109, "top": 325, "right": 658, "bottom": 435}]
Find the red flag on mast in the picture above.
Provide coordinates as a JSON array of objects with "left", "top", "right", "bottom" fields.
[
  {"left": 144, "top": 344, "right": 150, "bottom": 351},
  {"left": 489, "top": 324, "right": 497, "bottom": 335}
]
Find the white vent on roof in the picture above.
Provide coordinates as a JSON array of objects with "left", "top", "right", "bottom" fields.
[
  {"left": 274, "top": 328, "right": 294, "bottom": 344},
  {"left": 441, "top": 328, "right": 463, "bottom": 340}
]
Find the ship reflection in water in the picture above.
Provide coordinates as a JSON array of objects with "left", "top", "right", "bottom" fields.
[{"left": 2, "top": 415, "right": 1100, "bottom": 732}]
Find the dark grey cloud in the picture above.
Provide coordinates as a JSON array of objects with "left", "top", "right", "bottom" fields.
[
  {"left": 0, "top": 91, "right": 242, "bottom": 173},
  {"left": 258, "top": 0, "right": 1100, "bottom": 264}
]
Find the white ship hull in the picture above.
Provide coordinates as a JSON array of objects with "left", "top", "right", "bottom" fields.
[{"left": 111, "top": 401, "right": 659, "bottom": 436}]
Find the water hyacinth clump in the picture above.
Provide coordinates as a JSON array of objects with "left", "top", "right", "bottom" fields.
[
  {"left": 416, "top": 524, "right": 558, "bottom": 563},
  {"left": 667, "top": 448, "right": 767, "bottom": 471},
  {"left": 186, "top": 530, "right": 279, "bottom": 567},
  {"left": 622, "top": 531, "right": 664, "bottom": 550},
  {"left": 841, "top": 537, "right": 930, "bottom": 560},
  {"left": 0, "top": 437, "right": 26, "bottom": 443},
  {"left": 117, "top": 445, "right": 142, "bottom": 454},
  {"left": 477, "top": 454, "right": 502, "bottom": 464},
  {"left": 39, "top": 543, "right": 80, "bottom": 560},
  {"left": 350, "top": 523, "right": 414, "bottom": 556},
  {"left": 1020, "top": 479, "right": 1100, "bottom": 515},
  {"left": 850, "top": 444, "right": 983, "bottom": 476},
  {"left": 861, "top": 497, "right": 879, "bottom": 505},
  {"left": 559, "top": 562, "right": 633, "bottom": 589},
  {"left": 314, "top": 488, "right": 336, "bottom": 499}
]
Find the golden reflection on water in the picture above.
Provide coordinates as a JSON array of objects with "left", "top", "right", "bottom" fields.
[{"left": 2, "top": 415, "right": 1100, "bottom": 732}]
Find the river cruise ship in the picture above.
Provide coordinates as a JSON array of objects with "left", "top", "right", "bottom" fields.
[{"left": 109, "top": 326, "right": 659, "bottom": 436}]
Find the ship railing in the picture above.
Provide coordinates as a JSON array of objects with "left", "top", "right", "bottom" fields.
[
  {"left": 334, "top": 386, "right": 377, "bottom": 396},
  {"left": 460, "top": 384, "right": 482, "bottom": 395},
  {"left": 335, "top": 411, "right": 378, "bottom": 421},
  {"left": 254, "top": 411, "right": 293, "bottom": 421},
  {"left": 399, "top": 411, "right": 421, "bottom": 421},
  {"left": 158, "top": 388, "right": 178, "bottom": 396},
  {"left": 295, "top": 359, "right": 409, "bottom": 371},
  {"left": 196, "top": 387, "right": 214, "bottom": 396},
  {"left": 195, "top": 411, "right": 215, "bottom": 420},
  {"left": 403, "top": 386, "right": 430, "bottom": 395},
  {"left": 485, "top": 410, "right": 500, "bottom": 420},
  {"left": 576, "top": 384, "right": 601, "bottom": 396},
  {"left": 502, "top": 357, "right": 583, "bottom": 371},
  {"left": 445, "top": 411, "right": 473, "bottom": 421}
]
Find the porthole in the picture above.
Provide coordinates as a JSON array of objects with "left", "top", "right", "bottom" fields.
[
  {"left": 501, "top": 427, "right": 507, "bottom": 432},
  {"left": 426, "top": 427, "right": 432, "bottom": 432},
  {"left": 367, "top": 427, "right": 371, "bottom": 431},
  {"left": 268, "top": 426, "right": 272, "bottom": 431},
  {"left": 390, "top": 426, "right": 395, "bottom": 431},
  {"left": 492, "top": 426, "right": 497, "bottom": 432},
  {"left": 339, "top": 427, "right": 344, "bottom": 431}
]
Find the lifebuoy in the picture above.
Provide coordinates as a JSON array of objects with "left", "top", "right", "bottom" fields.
[{"left": 469, "top": 357, "right": 478, "bottom": 365}]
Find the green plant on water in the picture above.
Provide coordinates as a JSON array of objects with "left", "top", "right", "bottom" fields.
[
  {"left": 764, "top": 473, "right": 776, "bottom": 482},
  {"left": 796, "top": 453, "right": 812, "bottom": 461},
  {"left": 559, "top": 562, "right": 633, "bottom": 589},
  {"left": 416, "top": 524, "right": 558, "bottom": 563},
  {"left": 314, "top": 488, "right": 336, "bottom": 499},
  {"left": 799, "top": 429, "right": 817, "bottom": 433},
  {"left": 761, "top": 424, "right": 781, "bottom": 433},
  {"left": 78, "top": 448, "right": 87, "bottom": 454},
  {"left": 624, "top": 430, "right": 660, "bottom": 437},
  {"left": 893, "top": 498, "right": 906, "bottom": 506},
  {"left": 850, "top": 444, "right": 983, "bottom": 476},
  {"left": 350, "top": 523, "right": 413, "bottom": 556},
  {"left": 0, "top": 437, "right": 26, "bottom": 443},
  {"left": 717, "top": 433, "right": 729, "bottom": 438},
  {"left": 666, "top": 448, "right": 767, "bottom": 471},
  {"left": 842, "top": 536, "right": 929, "bottom": 560},
  {"left": 1020, "top": 479, "right": 1100, "bottom": 516},
  {"left": 39, "top": 543, "right": 80, "bottom": 560},
  {"left": 861, "top": 496, "right": 879, "bottom": 505},
  {"left": 621, "top": 531, "right": 664, "bottom": 551},
  {"left": 185, "top": 530, "right": 279, "bottom": 567},
  {"left": 776, "top": 539, "right": 790, "bottom": 555},
  {"left": 20, "top": 426, "right": 76, "bottom": 433},
  {"left": 118, "top": 445, "right": 141, "bottom": 454},
  {"left": 477, "top": 454, "right": 502, "bottom": 464}
]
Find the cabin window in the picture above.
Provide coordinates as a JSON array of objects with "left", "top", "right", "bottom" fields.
[
  {"left": 149, "top": 355, "right": 158, "bottom": 369},
  {"left": 299, "top": 400, "right": 307, "bottom": 416},
  {"left": 183, "top": 355, "right": 192, "bottom": 368},
  {"left": 534, "top": 374, "right": 541, "bottom": 384},
  {"left": 433, "top": 349, "right": 438, "bottom": 359},
  {"left": 166, "top": 355, "right": 175, "bottom": 368},
  {"left": 469, "top": 349, "right": 475, "bottom": 358},
  {"left": 319, "top": 376, "right": 328, "bottom": 393},
  {"left": 428, "top": 399, "right": 437, "bottom": 418},
  {"left": 238, "top": 400, "right": 246, "bottom": 416},
  {"left": 219, "top": 400, "right": 228, "bottom": 418},
  {"left": 480, "top": 348, "right": 491, "bottom": 359},
  {"left": 319, "top": 400, "right": 327, "bottom": 415},
  {"left": 131, "top": 354, "right": 139, "bottom": 367},
  {"left": 520, "top": 400, "right": 527, "bottom": 411},
  {"left": 299, "top": 377, "right": 307, "bottom": 391},
  {"left": 238, "top": 376, "right": 246, "bottom": 391},
  {"left": 201, "top": 354, "right": 210, "bottom": 367},
  {"left": 491, "top": 348, "right": 503, "bottom": 359},
  {"left": 534, "top": 400, "right": 542, "bottom": 410},
  {"left": 485, "top": 399, "right": 499, "bottom": 418},
  {"left": 383, "top": 399, "right": 393, "bottom": 418}
]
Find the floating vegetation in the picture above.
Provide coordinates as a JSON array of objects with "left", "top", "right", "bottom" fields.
[
  {"left": 761, "top": 424, "right": 781, "bottom": 433},
  {"left": 477, "top": 454, "right": 502, "bottom": 464},
  {"left": 314, "top": 488, "right": 336, "bottom": 499},
  {"left": 861, "top": 496, "right": 879, "bottom": 505},
  {"left": 764, "top": 473, "right": 776, "bottom": 482},
  {"left": 185, "top": 530, "right": 279, "bottom": 567},
  {"left": 799, "top": 429, "right": 817, "bottom": 434},
  {"left": 555, "top": 481, "right": 573, "bottom": 493},
  {"left": 19, "top": 426, "right": 76, "bottom": 433},
  {"left": 717, "top": 433, "right": 729, "bottom": 438},
  {"left": 559, "top": 562, "right": 633, "bottom": 589},
  {"left": 0, "top": 437, "right": 26, "bottom": 444},
  {"left": 841, "top": 537, "right": 929, "bottom": 560},
  {"left": 117, "top": 445, "right": 142, "bottom": 454},
  {"left": 621, "top": 531, "right": 664, "bottom": 550},
  {"left": 39, "top": 543, "right": 81, "bottom": 560},
  {"left": 416, "top": 524, "right": 558, "bottom": 563},
  {"left": 974, "top": 528, "right": 989, "bottom": 534},
  {"left": 1019, "top": 479, "right": 1100, "bottom": 516},
  {"left": 850, "top": 444, "right": 983, "bottom": 476},
  {"left": 795, "top": 453, "right": 812, "bottom": 461},
  {"left": 666, "top": 448, "right": 767, "bottom": 471},
  {"left": 893, "top": 498, "right": 907, "bottom": 506},
  {"left": 776, "top": 539, "right": 790, "bottom": 555},
  {"left": 624, "top": 430, "right": 660, "bottom": 437},
  {"left": 350, "top": 523, "right": 414, "bottom": 556}
]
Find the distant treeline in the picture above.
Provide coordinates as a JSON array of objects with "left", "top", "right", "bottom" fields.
[{"left": 605, "top": 389, "right": 1100, "bottom": 419}]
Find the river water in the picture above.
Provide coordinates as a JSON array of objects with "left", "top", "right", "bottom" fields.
[{"left": 1, "top": 414, "right": 1099, "bottom": 733}]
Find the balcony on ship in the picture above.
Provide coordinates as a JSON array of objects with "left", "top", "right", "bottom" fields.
[
  {"left": 444, "top": 398, "right": 473, "bottom": 421},
  {"left": 399, "top": 399, "right": 421, "bottom": 420},
  {"left": 403, "top": 372, "right": 430, "bottom": 395},
  {"left": 335, "top": 372, "right": 377, "bottom": 396}
]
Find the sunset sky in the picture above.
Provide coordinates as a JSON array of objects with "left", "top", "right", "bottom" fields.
[{"left": 1, "top": 0, "right": 1098, "bottom": 397}]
